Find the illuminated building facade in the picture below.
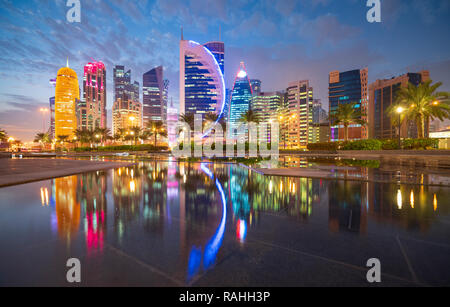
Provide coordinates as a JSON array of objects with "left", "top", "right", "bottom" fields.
[
  {"left": 312, "top": 99, "right": 328, "bottom": 124},
  {"left": 113, "top": 65, "right": 139, "bottom": 102},
  {"left": 179, "top": 38, "right": 225, "bottom": 117},
  {"left": 285, "top": 80, "right": 314, "bottom": 149},
  {"left": 143, "top": 66, "right": 167, "bottom": 124},
  {"left": 167, "top": 100, "right": 179, "bottom": 147},
  {"left": 250, "top": 79, "right": 262, "bottom": 96},
  {"left": 251, "top": 92, "right": 283, "bottom": 142},
  {"left": 311, "top": 122, "right": 330, "bottom": 143},
  {"left": 77, "top": 61, "right": 107, "bottom": 130},
  {"left": 229, "top": 62, "right": 253, "bottom": 127},
  {"left": 368, "top": 71, "right": 430, "bottom": 139},
  {"left": 55, "top": 65, "right": 79, "bottom": 139},
  {"left": 112, "top": 98, "right": 142, "bottom": 136},
  {"left": 329, "top": 68, "right": 368, "bottom": 141}
]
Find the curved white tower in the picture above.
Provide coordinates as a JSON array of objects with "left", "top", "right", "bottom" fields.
[{"left": 179, "top": 39, "right": 225, "bottom": 120}]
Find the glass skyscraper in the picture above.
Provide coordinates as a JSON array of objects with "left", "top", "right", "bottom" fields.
[
  {"left": 250, "top": 79, "right": 262, "bottom": 96},
  {"left": 143, "top": 66, "right": 167, "bottom": 124},
  {"left": 179, "top": 38, "right": 225, "bottom": 118},
  {"left": 328, "top": 68, "right": 368, "bottom": 141},
  {"left": 229, "top": 62, "right": 252, "bottom": 127},
  {"left": 113, "top": 65, "right": 139, "bottom": 102}
]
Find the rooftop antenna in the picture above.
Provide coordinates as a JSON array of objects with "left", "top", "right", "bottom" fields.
[
  {"left": 181, "top": 26, "right": 184, "bottom": 40},
  {"left": 66, "top": 57, "right": 69, "bottom": 68},
  {"left": 219, "top": 25, "right": 221, "bottom": 41}
]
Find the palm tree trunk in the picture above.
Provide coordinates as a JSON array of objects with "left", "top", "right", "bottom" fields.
[
  {"left": 344, "top": 124, "right": 348, "bottom": 141},
  {"left": 417, "top": 115, "right": 424, "bottom": 139},
  {"left": 154, "top": 134, "right": 157, "bottom": 147}
]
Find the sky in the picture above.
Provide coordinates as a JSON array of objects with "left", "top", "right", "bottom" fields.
[{"left": 0, "top": 0, "right": 450, "bottom": 141}]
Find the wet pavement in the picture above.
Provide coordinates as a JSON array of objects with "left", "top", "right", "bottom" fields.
[{"left": 0, "top": 158, "right": 449, "bottom": 286}]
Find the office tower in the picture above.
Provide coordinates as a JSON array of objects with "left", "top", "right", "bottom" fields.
[
  {"left": 143, "top": 66, "right": 167, "bottom": 124},
  {"left": 49, "top": 78, "right": 56, "bottom": 139},
  {"left": 229, "top": 62, "right": 252, "bottom": 127},
  {"left": 329, "top": 68, "right": 368, "bottom": 141},
  {"left": 311, "top": 123, "right": 330, "bottom": 143},
  {"left": 285, "top": 80, "right": 314, "bottom": 149},
  {"left": 369, "top": 71, "right": 430, "bottom": 139},
  {"left": 113, "top": 65, "right": 139, "bottom": 102},
  {"left": 55, "top": 63, "right": 79, "bottom": 139},
  {"left": 112, "top": 98, "right": 142, "bottom": 136},
  {"left": 179, "top": 37, "right": 225, "bottom": 117},
  {"left": 77, "top": 61, "right": 107, "bottom": 130},
  {"left": 251, "top": 92, "right": 283, "bottom": 142},
  {"left": 163, "top": 79, "right": 169, "bottom": 124},
  {"left": 251, "top": 92, "right": 283, "bottom": 123},
  {"left": 312, "top": 99, "right": 328, "bottom": 124},
  {"left": 250, "top": 79, "right": 262, "bottom": 96},
  {"left": 223, "top": 88, "right": 232, "bottom": 122}
]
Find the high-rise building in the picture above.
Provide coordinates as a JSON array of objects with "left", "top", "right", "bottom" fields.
[
  {"left": 312, "top": 99, "right": 328, "bottom": 124},
  {"left": 112, "top": 98, "right": 142, "bottom": 137},
  {"left": 285, "top": 80, "right": 314, "bottom": 149},
  {"left": 229, "top": 62, "right": 253, "bottom": 127},
  {"left": 55, "top": 63, "right": 79, "bottom": 139},
  {"left": 179, "top": 37, "right": 226, "bottom": 118},
  {"left": 311, "top": 123, "right": 330, "bottom": 143},
  {"left": 251, "top": 92, "right": 282, "bottom": 123},
  {"left": 251, "top": 92, "right": 283, "bottom": 142},
  {"left": 49, "top": 78, "right": 56, "bottom": 139},
  {"left": 113, "top": 65, "right": 139, "bottom": 102},
  {"left": 250, "top": 79, "right": 262, "bottom": 96},
  {"left": 368, "top": 71, "right": 430, "bottom": 139},
  {"left": 143, "top": 66, "right": 167, "bottom": 124},
  {"left": 223, "top": 88, "right": 232, "bottom": 122},
  {"left": 329, "top": 68, "right": 368, "bottom": 141},
  {"left": 77, "top": 61, "right": 107, "bottom": 130}
]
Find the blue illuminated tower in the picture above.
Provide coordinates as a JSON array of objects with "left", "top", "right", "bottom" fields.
[{"left": 229, "top": 62, "right": 253, "bottom": 127}]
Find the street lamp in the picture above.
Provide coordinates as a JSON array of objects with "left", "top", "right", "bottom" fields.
[{"left": 396, "top": 106, "right": 404, "bottom": 149}]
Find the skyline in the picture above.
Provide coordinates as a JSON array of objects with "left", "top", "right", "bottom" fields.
[{"left": 1, "top": 0, "right": 450, "bottom": 141}]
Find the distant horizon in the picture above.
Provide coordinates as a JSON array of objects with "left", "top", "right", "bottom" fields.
[{"left": 1, "top": 0, "right": 450, "bottom": 141}]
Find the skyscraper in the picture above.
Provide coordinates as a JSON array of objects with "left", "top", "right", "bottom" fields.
[
  {"left": 229, "top": 62, "right": 252, "bottom": 127},
  {"left": 285, "top": 80, "right": 314, "bottom": 148},
  {"left": 77, "top": 61, "right": 107, "bottom": 130},
  {"left": 55, "top": 63, "right": 79, "bottom": 139},
  {"left": 329, "top": 68, "right": 368, "bottom": 141},
  {"left": 143, "top": 66, "right": 166, "bottom": 124},
  {"left": 251, "top": 92, "right": 283, "bottom": 142},
  {"left": 250, "top": 79, "right": 262, "bottom": 96},
  {"left": 312, "top": 99, "right": 328, "bottom": 124},
  {"left": 113, "top": 65, "right": 139, "bottom": 102},
  {"left": 179, "top": 37, "right": 225, "bottom": 118},
  {"left": 369, "top": 71, "right": 430, "bottom": 139},
  {"left": 49, "top": 78, "right": 56, "bottom": 139}
]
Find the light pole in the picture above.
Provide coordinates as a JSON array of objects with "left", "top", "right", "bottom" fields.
[
  {"left": 39, "top": 108, "right": 49, "bottom": 132},
  {"left": 396, "top": 106, "right": 404, "bottom": 149}
]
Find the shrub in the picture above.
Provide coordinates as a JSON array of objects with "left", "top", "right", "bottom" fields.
[
  {"left": 73, "top": 144, "right": 168, "bottom": 152},
  {"left": 381, "top": 139, "right": 399, "bottom": 150},
  {"left": 402, "top": 138, "right": 438, "bottom": 150},
  {"left": 307, "top": 142, "right": 341, "bottom": 151},
  {"left": 341, "top": 139, "right": 382, "bottom": 150}
]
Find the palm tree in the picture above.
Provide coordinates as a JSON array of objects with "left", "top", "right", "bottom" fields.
[
  {"left": 146, "top": 121, "right": 167, "bottom": 146},
  {"left": 239, "top": 109, "right": 261, "bottom": 144},
  {"left": 179, "top": 113, "right": 195, "bottom": 131},
  {"left": 94, "top": 127, "right": 111, "bottom": 146},
  {"left": 130, "top": 126, "right": 142, "bottom": 145},
  {"left": 34, "top": 132, "right": 50, "bottom": 149},
  {"left": 74, "top": 128, "right": 94, "bottom": 146},
  {"left": 0, "top": 128, "right": 8, "bottom": 143},
  {"left": 204, "top": 112, "right": 226, "bottom": 133},
  {"left": 116, "top": 128, "right": 127, "bottom": 142},
  {"left": 330, "top": 102, "right": 366, "bottom": 141},
  {"left": 391, "top": 80, "right": 450, "bottom": 138}
]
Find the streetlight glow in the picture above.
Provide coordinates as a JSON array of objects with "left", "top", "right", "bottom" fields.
[{"left": 396, "top": 106, "right": 404, "bottom": 114}]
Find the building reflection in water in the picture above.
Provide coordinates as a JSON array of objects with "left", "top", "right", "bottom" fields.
[
  {"left": 54, "top": 176, "right": 80, "bottom": 243},
  {"left": 39, "top": 160, "right": 448, "bottom": 281},
  {"left": 77, "top": 171, "right": 107, "bottom": 253}
]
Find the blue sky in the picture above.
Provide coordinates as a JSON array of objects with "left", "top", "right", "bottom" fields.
[{"left": 1, "top": 0, "right": 450, "bottom": 141}]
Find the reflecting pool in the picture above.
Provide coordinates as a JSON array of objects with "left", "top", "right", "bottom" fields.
[{"left": 0, "top": 158, "right": 449, "bottom": 286}]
